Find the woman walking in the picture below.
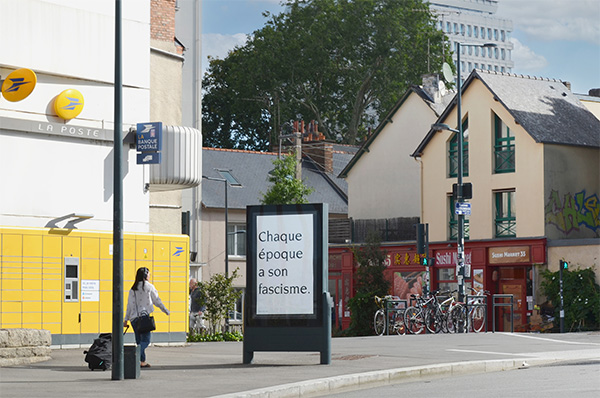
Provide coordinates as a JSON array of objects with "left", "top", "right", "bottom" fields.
[{"left": 123, "top": 267, "right": 169, "bottom": 368}]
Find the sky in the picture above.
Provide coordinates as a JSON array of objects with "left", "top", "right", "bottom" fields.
[{"left": 201, "top": 0, "right": 600, "bottom": 95}]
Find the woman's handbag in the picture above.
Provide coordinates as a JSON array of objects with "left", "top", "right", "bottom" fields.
[
  {"left": 135, "top": 311, "right": 156, "bottom": 334},
  {"left": 133, "top": 290, "right": 156, "bottom": 333}
]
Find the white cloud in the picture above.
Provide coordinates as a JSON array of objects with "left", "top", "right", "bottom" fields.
[
  {"left": 202, "top": 33, "right": 249, "bottom": 72},
  {"left": 497, "top": 0, "right": 600, "bottom": 45},
  {"left": 510, "top": 37, "right": 548, "bottom": 71}
]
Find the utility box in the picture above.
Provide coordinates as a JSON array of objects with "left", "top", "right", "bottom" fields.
[{"left": 124, "top": 345, "right": 140, "bottom": 379}]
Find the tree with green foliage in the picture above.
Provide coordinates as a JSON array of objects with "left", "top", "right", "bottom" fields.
[
  {"left": 202, "top": 0, "right": 449, "bottom": 150},
  {"left": 261, "top": 151, "right": 314, "bottom": 205},
  {"left": 346, "top": 233, "right": 390, "bottom": 335},
  {"left": 540, "top": 266, "right": 600, "bottom": 332},
  {"left": 196, "top": 269, "right": 243, "bottom": 334}
]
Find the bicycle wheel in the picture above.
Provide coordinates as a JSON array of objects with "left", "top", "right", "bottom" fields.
[
  {"left": 470, "top": 306, "right": 485, "bottom": 333},
  {"left": 374, "top": 309, "right": 386, "bottom": 336},
  {"left": 447, "top": 304, "right": 467, "bottom": 333},
  {"left": 404, "top": 306, "right": 425, "bottom": 334},
  {"left": 425, "top": 309, "right": 443, "bottom": 334}
]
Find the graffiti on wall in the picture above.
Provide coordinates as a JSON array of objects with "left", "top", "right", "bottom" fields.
[{"left": 545, "top": 190, "right": 600, "bottom": 235}]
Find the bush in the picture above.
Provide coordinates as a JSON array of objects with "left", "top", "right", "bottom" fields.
[
  {"left": 187, "top": 330, "right": 243, "bottom": 342},
  {"left": 198, "top": 269, "right": 242, "bottom": 334},
  {"left": 346, "top": 292, "right": 380, "bottom": 336},
  {"left": 540, "top": 266, "right": 600, "bottom": 332}
]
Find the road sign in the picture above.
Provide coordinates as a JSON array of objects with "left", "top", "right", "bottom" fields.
[{"left": 455, "top": 202, "right": 471, "bottom": 215}]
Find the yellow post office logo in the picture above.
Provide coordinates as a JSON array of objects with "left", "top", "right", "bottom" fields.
[
  {"left": 1, "top": 68, "right": 37, "bottom": 102},
  {"left": 54, "top": 89, "right": 85, "bottom": 119}
]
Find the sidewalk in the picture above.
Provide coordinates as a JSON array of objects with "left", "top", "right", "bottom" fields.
[{"left": 1, "top": 332, "right": 599, "bottom": 398}]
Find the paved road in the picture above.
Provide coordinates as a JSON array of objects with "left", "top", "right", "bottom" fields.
[
  {"left": 327, "top": 359, "right": 600, "bottom": 397},
  {"left": 1, "top": 332, "right": 599, "bottom": 398}
]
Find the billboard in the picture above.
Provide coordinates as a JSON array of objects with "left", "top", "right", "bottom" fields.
[{"left": 246, "top": 204, "right": 327, "bottom": 325}]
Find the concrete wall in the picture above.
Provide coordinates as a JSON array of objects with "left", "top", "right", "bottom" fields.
[
  {"left": 547, "top": 242, "right": 599, "bottom": 278},
  {"left": 0, "top": 329, "right": 51, "bottom": 367},
  {"left": 544, "top": 145, "right": 600, "bottom": 240}
]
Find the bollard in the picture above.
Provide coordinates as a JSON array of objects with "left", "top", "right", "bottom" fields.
[{"left": 124, "top": 345, "right": 140, "bottom": 379}]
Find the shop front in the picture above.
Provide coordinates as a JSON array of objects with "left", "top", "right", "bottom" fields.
[
  {"left": 329, "top": 244, "right": 430, "bottom": 330},
  {"left": 329, "top": 237, "right": 546, "bottom": 332},
  {"left": 430, "top": 239, "right": 546, "bottom": 332}
]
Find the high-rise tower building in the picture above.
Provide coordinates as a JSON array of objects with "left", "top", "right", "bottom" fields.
[{"left": 430, "top": 0, "right": 513, "bottom": 83}]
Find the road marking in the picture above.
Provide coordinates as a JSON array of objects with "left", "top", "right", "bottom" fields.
[
  {"left": 499, "top": 333, "right": 600, "bottom": 346},
  {"left": 447, "top": 349, "right": 531, "bottom": 356}
]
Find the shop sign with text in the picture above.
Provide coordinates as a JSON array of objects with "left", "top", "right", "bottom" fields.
[
  {"left": 434, "top": 250, "right": 472, "bottom": 267},
  {"left": 489, "top": 246, "right": 530, "bottom": 264}
]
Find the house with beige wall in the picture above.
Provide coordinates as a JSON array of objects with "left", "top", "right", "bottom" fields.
[
  {"left": 411, "top": 70, "right": 599, "bottom": 329},
  {"left": 334, "top": 68, "right": 598, "bottom": 331},
  {"left": 340, "top": 75, "right": 453, "bottom": 221}
]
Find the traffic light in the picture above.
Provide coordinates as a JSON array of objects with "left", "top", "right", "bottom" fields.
[
  {"left": 421, "top": 256, "right": 435, "bottom": 266},
  {"left": 560, "top": 260, "right": 568, "bottom": 270},
  {"left": 452, "top": 182, "right": 473, "bottom": 200},
  {"left": 416, "top": 223, "right": 427, "bottom": 255}
]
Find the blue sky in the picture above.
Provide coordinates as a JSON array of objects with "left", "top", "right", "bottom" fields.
[{"left": 201, "top": 0, "right": 600, "bottom": 95}]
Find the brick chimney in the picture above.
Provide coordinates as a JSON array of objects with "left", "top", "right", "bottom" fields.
[
  {"left": 284, "top": 120, "right": 333, "bottom": 173},
  {"left": 303, "top": 140, "right": 333, "bottom": 174},
  {"left": 151, "top": 0, "right": 183, "bottom": 54}
]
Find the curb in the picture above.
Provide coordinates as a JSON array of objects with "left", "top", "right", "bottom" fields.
[{"left": 209, "top": 357, "right": 559, "bottom": 398}]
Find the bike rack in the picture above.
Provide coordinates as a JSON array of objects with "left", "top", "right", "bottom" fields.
[
  {"left": 492, "top": 294, "right": 514, "bottom": 333},
  {"left": 465, "top": 295, "right": 488, "bottom": 333},
  {"left": 384, "top": 299, "right": 406, "bottom": 335}
]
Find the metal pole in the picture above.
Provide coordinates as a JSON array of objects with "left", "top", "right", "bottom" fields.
[
  {"left": 224, "top": 179, "right": 229, "bottom": 332},
  {"left": 225, "top": 180, "right": 228, "bottom": 278},
  {"left": 559, "top": 261, "right": 564, "bottom": 333},
  {"left": 456, "top": 42, "right": 466, "bottom": 304},
  {"left": 425, "top": 224, "right": 430, "bottom": 295},
  {"left": 112, "top": 0, "right": 124, "bottom": 381}
]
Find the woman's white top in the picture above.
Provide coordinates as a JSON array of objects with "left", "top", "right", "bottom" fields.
[{"left": 124, "top": 281, "right": 169, "bottom": 321}]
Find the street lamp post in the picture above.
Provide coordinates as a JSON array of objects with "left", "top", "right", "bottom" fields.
[{"left": 433, "top": 41, "right": 496, "bottom": 304}]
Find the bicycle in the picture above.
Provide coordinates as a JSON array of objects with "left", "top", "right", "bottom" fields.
[
  {"left": 446, "top": 299, "right": 467, "bottom": 333},
  {"left": 426, "top": 290, "right": 459, "bottom": 334},
  {"left": 404, "top": 293, "right": 436, "bottom": 334},
  {"left": 467, "top": 287, "right": 489, "bottom": 333},
  {"left": 374, "top": 295, "right": 405, "bottom": 335}
]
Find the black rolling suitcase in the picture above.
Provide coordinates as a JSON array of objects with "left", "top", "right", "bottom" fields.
[{"left": 84, "top": 333, "right": 112, "bottom": 370}]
